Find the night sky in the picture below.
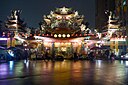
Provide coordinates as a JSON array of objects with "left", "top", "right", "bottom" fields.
[{"left": 0, "top": 0, "right": 95, "bottom": 28}]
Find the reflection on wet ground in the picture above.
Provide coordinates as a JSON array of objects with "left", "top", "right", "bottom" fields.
[{"left": 0, "top": 60, "right": 128, "bottom": 85}]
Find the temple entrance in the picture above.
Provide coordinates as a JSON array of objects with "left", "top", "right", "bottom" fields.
[
  {"left": 54, "top": 42, "right": 73, "bottom": 58},
  {"left": 42, "top": 41, "right": 85, "bottom": 59}
]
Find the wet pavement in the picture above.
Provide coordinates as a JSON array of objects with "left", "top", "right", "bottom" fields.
[{"left": 0, "top": 60, "right": 128, "bottom": 85}]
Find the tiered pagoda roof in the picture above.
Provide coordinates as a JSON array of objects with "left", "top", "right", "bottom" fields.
[
  {"left": 39, "top": 7, "right": 87, "bottom": 35},
  {"left": 5, "top": 10, "right": 27, "bottom": 32}
]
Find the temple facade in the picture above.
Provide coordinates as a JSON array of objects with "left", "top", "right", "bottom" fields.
[
  {"left": 31, "top": 7, "right": 96, "bottom": 58},
  {"left": 0, "top": 7, "right": 127, "bottom": 59}
]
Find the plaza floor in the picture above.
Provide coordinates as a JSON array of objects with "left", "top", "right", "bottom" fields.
[{"left": 0, "top": 60, "right": 128, "bottom": 85}]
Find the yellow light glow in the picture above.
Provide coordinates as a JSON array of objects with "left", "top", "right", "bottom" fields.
[
  {"left": 44, "top": 42, "right": 52, "bottom": 47},
  {"left": 57, "top": 15, "right": 62, "bottom": 19},
  {"left": 55, "top": 42, "right": 60, "bottom": 47},
  {"left": 61, "top": 42, "right": 64, "bottom": 45},
  {"left": 61, "top": 47, "right": 66, "bottom": 51},
  {"left": 54, "top": 34, "right": 57, "bottom": 38},
  {"left": 62, "top": 34, "right": 66, "bottom": 38},
  {"left": 66, "top": 15, "right": 71, "bottom": 19},
  {"left": 14, "top": 35, "right": 25, "bottom": 43},
  {"left": 110, "top": 38, "right": 126, "bottom": 41},
  {"left": 67, "top": 43, "right": 71, "bottom": 45},
  {"left": 58, "top": 34, "right": 61, "bottom": 37},
  {"left": 67, "top": 34, "right": 70, "bottom": 37}
]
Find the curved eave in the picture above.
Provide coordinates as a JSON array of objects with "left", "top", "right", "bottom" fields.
[
  {"left": 34, "top": 36, "right": 85, "bottom": 43},
  {"left": 45, "top": 28, "right": 80, "bottom": 34}
]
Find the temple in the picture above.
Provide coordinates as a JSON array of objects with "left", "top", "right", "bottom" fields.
[
  {"left": 31, "top": 7, "right": 96, "bottom": 58},
  {"left": 0, "top": 7, "right": 126, "bottom": 60},
  {"left": 3, "top": 10, "right": 28, "bottom": 47}
]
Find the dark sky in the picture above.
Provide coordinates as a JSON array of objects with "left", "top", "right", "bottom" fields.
[{"left": 0, "top": 0, "right": 95, "bottom": 28}]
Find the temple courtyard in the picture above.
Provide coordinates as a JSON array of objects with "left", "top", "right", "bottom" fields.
[{"left": 0, "top": 60, "right": 128, "bottom": 85}]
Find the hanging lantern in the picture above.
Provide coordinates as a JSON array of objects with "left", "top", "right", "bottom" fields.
[
  {"left": 84, "top": 34, "right": 86, "bottom": 36},
  {"left": 62, "top": 34, "right": 66, "bottom": 38},
  {"left": 67, "top": 34, "right": 70, "bottom": 37},
  {"left": 58, "top": 34, "right": 61, "bottom": 37},
  {"left": 42, "top": 34, "right": 44, "bottom": 36},
  {"left": 54, "top": 34, "right": 57, "bottom": 38}
]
